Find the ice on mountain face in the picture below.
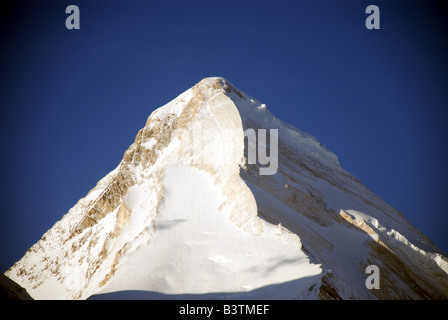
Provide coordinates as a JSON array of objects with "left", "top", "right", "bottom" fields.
[
  {"left": 98, "top": 165, "right": 321, "bottom": 296},
  {"left": 5, "top": 77, "right": 448, "bottom": 300}
]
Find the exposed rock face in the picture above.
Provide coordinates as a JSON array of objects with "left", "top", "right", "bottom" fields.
[
  {"left": 5, "top": 78, "right": 448, "bottom": 299},
  {"left": 0, "top": 273, "right": 33, "bottom": 300}
]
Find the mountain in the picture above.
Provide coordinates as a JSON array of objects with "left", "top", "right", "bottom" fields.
[
  {"left": 0, "top": 273, "right": 32, "bottom": 300},
  {"left": 5, "top": 77, "right": 448, "bottom": 300}
]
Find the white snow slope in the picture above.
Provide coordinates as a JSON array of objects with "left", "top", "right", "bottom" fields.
[{"left": 5, "top": 77, "right": 448, "bottom": 300}]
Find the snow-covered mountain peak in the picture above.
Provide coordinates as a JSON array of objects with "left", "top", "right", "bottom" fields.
[
  {"left": 5, "top": 78, "right": 448, "bottom": 300},
  {"left": 194, "top": 77, "right": 340, "bottom": 168}
]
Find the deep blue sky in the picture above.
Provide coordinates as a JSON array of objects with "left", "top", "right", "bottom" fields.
[{"left": 1, "top": 0, "right": 447, "bottom": 272}]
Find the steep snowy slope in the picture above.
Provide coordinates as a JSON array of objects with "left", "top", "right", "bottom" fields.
[
  {"left": 5, "top": 77, "right": 448, "bottom": 299},
  {"left": 222, "top": 79, "right": 448, "bottom": 299}
]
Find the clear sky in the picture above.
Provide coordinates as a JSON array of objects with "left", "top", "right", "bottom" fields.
[{"left": 1, "top": 0, "right": 447, "bottom": 272}]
